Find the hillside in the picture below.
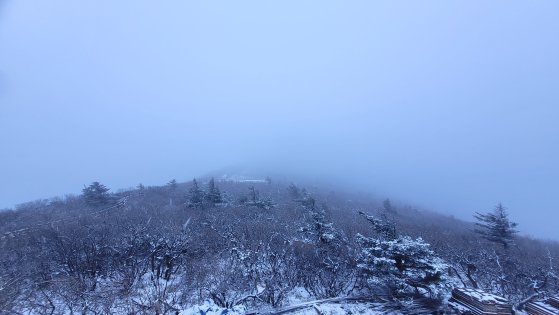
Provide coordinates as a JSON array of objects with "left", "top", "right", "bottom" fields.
[{"left": 1, "top": 176, "right": 558, "bottom": 314}]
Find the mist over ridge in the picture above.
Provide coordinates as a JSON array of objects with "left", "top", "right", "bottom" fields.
[{"left": 0, "top": 0, "right": 558, "bottom": 242}]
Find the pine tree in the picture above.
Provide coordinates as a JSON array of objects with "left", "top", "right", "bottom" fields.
[
  {"left": 245, "top": 186, "right": 274, "bottom": 209},
  {"left": 383, "top": 198, "right": 396, "bottom": 214},
  {"left": 357, "top": 234, "right": 447, "bottom": 296},
  {"left": 167, "top": 179, "right": 177, "bottom": 191},
  {"left": 137, "top": 183, "right": 145, "bottom": 196},
  {"left": 474, "top": 203, "right": 518, "bottom": 249},
  {"left": 82, "top": 182, "right": 110, "bottom": 207},
  {"left": 188, "top": 178, "right": 204, "bottom": 208},
  {"left": 357, "top": 211, "right": 447, "bottom": 296},
  {"left": 358, "top": 211, "right": 396, "bottom": 240},
  {"left": 248, "top": 186, "right": 258, "bottom": 203},
  {"left": 205, "top": 178, "right": 222, "bottom": 205},
  {"left": 287, "top": 182, "right": 301, "bottom": 199},
  {"left": 311, "top": 208, "right": 338, "bottom": 244}
]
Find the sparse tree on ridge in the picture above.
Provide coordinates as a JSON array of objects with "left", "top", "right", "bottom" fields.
[
  {"left": 358, "top": 211, "right": 396, "bottom": 240},
  {"left": 248, "top": 186, "right": 258, "bottom": 203},
  {"left": 474, "top": 203, "right": 518, "bottom": 249},
  {"left": 287, "top": 182, "right": 301, "bottom": 199},
  {"left": 383, "top": 198, "right": 396, "bottom": 214},
  {"left": 137, "top": 183, "right": 145, "bottom": 196},
  {"left": 82, "top": 181, "right": 110, "bottom": 207},
  {"left": 188, "top": 178, "right": 204, "bottom": 208},
  {"left": 167, "top": 179, "right": 178, "bottom": 191},
  {"left": 244, "top": 186, "right": 274, "bottom": 209},
  {"left": 205, "top": 177, "right": 222, "bottom": 205}
]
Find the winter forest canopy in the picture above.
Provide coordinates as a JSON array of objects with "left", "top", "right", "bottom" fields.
[{"left": 1, "top": 177, "right": 558, "bottom": 314}]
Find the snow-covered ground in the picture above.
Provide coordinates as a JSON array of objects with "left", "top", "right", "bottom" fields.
[
  {"left": 270, "top": 302, "right": 393, "bottom": 315},
  {"left": 179, "top": 300, "right": 391, "bottom": 315},
  {"left": 175, "top": 287, "right": 394, "bottom": 315},
  {"left": 180, "top": 300, "right": 246, "bottom": 315}
]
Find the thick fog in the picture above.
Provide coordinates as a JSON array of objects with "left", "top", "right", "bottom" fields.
[{"left": 0, "top": 1, "right": 558, "bottom": 240}]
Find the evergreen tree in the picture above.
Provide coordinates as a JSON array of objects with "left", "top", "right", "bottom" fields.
[
  {"left": 357, "top": 211, "right": 447, "bottom": 296},
  {"left": 357, "top": 234, "right": 447, "bottom": 297},
  {"left": 474, "top": 203, "right": 518, "bottom": 249},
  {"left": 205, "top": 177, "right": 222, "bottom": 205},
  {"left": 244, "top": 186, "right": 274, "bottom": 209},
  {"left": 188, "top": 178, "right": 204, "bottom": 208},
  {"left": 248, "top": 186, "right": 258, "bottom": 203},
  {"left": 383, "top": 198, "right": 396, "bottom": 214},
  {"left": 82, "top": 182, "right": 110, "bottom": 207},
  {"left": 287, "top": 182, "right": 301, "bottom": 199},
  {"left": 137, "top": 183, "right": 145, "bottom": 196},
  {"left": 167, "top": 179, "right": 177, "bottom": 191},
  {"left": 358, "top": 211, "right": 396, "bottom": 240},
  {"left": 309, "top": 208, "right": 338, "bottom": 244}
]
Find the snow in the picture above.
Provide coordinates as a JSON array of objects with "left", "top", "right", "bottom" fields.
[
  {"left": 285, "top": 302, "right": 393, "bottom": 314},
  {"left": 178, "top": 300, "right": 392, "bottom": 315},
  {"left": 180, "top": 300, "right": 246, "bottom": 315},
  {"left": 448, "top": 300, "right": 472, "bottom": 313},
  {"left": 456, "top": 288, "right": 508, "bottom": 304},
  {"left": 533, "top": 301, "right": 559, "bottom": 312},
  {"left": 283, "top": 286, "right": 312, "bottom": 306}
]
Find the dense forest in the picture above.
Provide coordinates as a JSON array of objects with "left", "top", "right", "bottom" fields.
[{"left": 1, "top": 176, "right": 558, "bottom": 314}]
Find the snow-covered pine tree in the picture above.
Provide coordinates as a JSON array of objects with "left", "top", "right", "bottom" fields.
[
  {"left": 310, "top": 208, "right": 338, "bottom": 244},
  {"left": 357, "top": 212, "right": 447, "bottom": 298},
  {"left": 358, "top": 211, "right": 396, "bottom": 240},
  {"left": 294, "top": 194, "right": 355, "bottom": 298}
]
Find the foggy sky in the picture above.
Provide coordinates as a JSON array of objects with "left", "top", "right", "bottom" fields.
[{"left": 1, "top": 1, "right": 558, "bottom": 239}]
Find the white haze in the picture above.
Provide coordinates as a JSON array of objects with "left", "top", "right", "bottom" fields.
[{"left": 0, "top": 1, "right": 558, "bottom": 239}]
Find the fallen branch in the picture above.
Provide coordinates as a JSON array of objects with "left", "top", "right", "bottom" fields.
[{"left": 517, "top": 292, "right": 539, "bottom": 310}]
